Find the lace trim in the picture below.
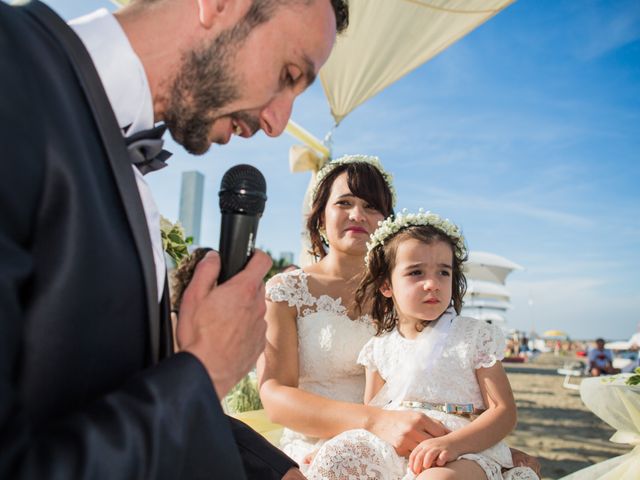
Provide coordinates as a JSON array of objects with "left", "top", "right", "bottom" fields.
[
  {"left": 357, "top": 337, "right": 378, "bottom": 371},
  {"left": 474, "top": 320, "right": 506, "bottom": 369},
  {"left": 266, "top": 269, "right": 371, "bottom": 324},
  {"left": 266, "top": 270, "right": 314, "bottom": 314},
  {"left": 307, "top": 429, "right": 539, "bottom": 480},
  {"left": 503, "top": 467, "right": 540, "bottom": 480},
  {"left": 306, "top": 429, "right": 405, "bottom": 480}
]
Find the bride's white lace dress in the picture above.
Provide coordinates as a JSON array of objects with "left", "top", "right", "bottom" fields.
[
  {"left": 266, "top": 271, "right": 537, "bottom": 480},
  {"left": 265, "top": 269, "right": 375, "bottom": 466}
]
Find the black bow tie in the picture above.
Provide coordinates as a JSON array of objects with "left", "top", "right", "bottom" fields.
[{"left": 125, "top": 124, "right": 172, "bottom": 175}]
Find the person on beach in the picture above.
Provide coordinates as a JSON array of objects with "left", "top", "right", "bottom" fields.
[
  {"left": 304, "top": 210, "right": 539, "bottom": 480},
  {"left": 257, "top": 156, "right": 540, "bottom": 478},
  {"left": 588, "top": 338, "right": 619, "bottom": 376}
]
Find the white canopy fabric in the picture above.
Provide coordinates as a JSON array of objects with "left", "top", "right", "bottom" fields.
[{"left": 319, "top": 0, "right": 515, "bottom": 124}]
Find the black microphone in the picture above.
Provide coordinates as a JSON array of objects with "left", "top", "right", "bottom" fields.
[{"left": 218, "top": 164, "right": 267, "bottom": 283}]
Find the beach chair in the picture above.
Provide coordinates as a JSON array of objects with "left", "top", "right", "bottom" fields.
[{"left": 557, "top": 360, "right": 588, "bottom": 390}]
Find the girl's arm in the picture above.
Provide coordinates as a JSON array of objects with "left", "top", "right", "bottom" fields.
[
  {"left": 408, "top": 362, "right": 516, "bottom": 472},
  {"left": 444, "top": 361, "right": 517, "bottom": 451},
  {"left": 363, "top": 368, "right": 385, "bottom": 405},
  {"left": 257, "top": 299, "right": 448, "bottom": 450}
]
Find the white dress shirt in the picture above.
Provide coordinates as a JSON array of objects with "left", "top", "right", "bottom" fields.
[{"left": 70, "top": 9, "right": 165, "bottom": 301}]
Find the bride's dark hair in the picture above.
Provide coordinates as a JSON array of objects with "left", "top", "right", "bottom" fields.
[
  {"left": 306, "top": 163, "right": 394, "bottom": 259},
  {"left": 355, "top": 225, "right": 468, "bottom": 335}
]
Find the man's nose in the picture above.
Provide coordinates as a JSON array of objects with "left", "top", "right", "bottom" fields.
[{"left": 260, "top": 92, "right": 294, "bottom": 137}]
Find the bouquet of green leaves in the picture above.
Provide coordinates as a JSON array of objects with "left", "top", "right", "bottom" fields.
[{"left": 160, "top": 216, "right": 193, "bottom": 265}]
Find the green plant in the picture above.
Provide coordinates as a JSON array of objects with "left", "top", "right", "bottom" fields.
[
  {"left": 264, "top": 252, "right": 293, "bottom": 282},
  {"left": 226, "top": 373, "right": 263, "bottom": 413},
  {"left": 626, "top": 367, "right": 640, "bottom": 386},
  {"left": 160, "top": 216, "right": 193, "bottom": 265}
]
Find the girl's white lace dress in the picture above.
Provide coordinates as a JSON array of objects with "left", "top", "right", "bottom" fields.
[{"left": 266, "top": 271, "right": 537, "bottom": 480}]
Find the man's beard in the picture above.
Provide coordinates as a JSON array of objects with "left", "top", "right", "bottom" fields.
[{"left": 164, "top": 27, "right": 253, "bottom": 155}]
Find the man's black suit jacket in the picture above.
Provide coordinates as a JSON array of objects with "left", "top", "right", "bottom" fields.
[{"left": 0, "top": 2, "right": 294, "bottom": 478}]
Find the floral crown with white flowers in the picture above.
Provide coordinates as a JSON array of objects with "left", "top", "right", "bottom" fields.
[
  {"left": 365, "top": 209, "right": 467, "bottom": 265},
  {"left": 311, "top": 154, "right": 397, "bottom": 208}
]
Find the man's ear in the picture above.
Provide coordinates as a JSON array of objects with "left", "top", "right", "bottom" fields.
[
  {"left": 196, "top": 0, "right": 247, "bottom": 29},
  {"left": 379, "top": 281, "right": 393, "bottom": 298}
]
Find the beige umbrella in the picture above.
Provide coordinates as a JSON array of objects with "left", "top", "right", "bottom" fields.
[
  {"left": 319, "top": 0, "right": 515, "bottom": 125},
  {"left": 543, "top": 330, "right": 569, "bottom": 339}
]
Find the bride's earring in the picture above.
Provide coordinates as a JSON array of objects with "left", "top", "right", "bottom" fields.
[{"left": 319, "top": 227, "right": 328, "bottom": 246}]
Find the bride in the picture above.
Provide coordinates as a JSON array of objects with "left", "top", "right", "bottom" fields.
[{"left": 257, "top": 155, "right": 540, "bottom": 478}]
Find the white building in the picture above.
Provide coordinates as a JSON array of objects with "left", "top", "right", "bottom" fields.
[
  {"left": 178, "top": 171, "right": 205, "bottom": 245},
  {"left": 462, "top": 251, "right": 523, "bottom": 331}
]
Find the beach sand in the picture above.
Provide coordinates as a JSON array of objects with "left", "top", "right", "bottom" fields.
[{"left": 505, "top": 353, "right": 630, "bottom": 479}]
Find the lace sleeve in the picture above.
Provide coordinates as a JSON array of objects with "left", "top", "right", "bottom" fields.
[
  {"left": 265, "top": 273, "right": 287, "bottom": 302},
  {"left": 474, "top": 321, "right": 506, "bottom": 369},
  {"left": 265, "top": 270, "right": 313, "bottom": 311},
  {"left": 357, "top": 337, "right": 378, "bottom": 371}
]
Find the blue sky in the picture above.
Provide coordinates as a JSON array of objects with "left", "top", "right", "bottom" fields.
[{"left": 30, "top": 0, "right": 640, "bottom": 340}]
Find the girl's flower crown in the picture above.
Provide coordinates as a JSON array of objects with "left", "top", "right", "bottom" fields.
[
  {"left": 311, "top": 154, "right": 397, "bottom": 208},
  {"left": 366, "top": 209, "right": 467, "bottom": 265}
]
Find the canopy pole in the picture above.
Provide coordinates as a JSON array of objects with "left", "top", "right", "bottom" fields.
[{"left": 285, "top": 120, "right": 330, "bottom": 158}]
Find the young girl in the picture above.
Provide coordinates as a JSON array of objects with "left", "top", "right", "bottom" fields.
[{"left": 324, "top": 210, "right": 538, "bottom": 480}]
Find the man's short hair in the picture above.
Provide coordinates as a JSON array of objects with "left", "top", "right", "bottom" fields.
[
  {"left": 328, "top": 0, "right": 349, "bottom": 34},
  {"left": 252, "top": 0, "right": 349, "bottom": 34},
  {"left": 136, "top": 0, "right": 349, "bottom": 34}
]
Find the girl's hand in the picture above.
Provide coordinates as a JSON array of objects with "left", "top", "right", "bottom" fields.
[
  {"left": 302, "top": 449, "right": 318, "bottom": 465},
  {"left": 510, "top": 448, "right": 541, "bottom": 477},
  {"left": 408, "top": 436, "right": 460, "bottom": 474},
  {"left": 370, "top": 409, "right": 449, "bottom": 457}
]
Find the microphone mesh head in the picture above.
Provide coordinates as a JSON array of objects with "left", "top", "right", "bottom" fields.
[{"left": 219, "top": 164, "right": 267, "bottom": 215}]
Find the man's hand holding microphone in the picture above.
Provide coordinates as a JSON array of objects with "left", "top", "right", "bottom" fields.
[{"left": 177, "top": 165, "right": 271, "bottom": 400}]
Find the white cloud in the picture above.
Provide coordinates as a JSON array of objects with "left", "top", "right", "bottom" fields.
[
  {"left": 576, "top": 3, "right": 640, "bottom": 60},
  {"left": 401, "top": 186, "right": 594, "bottom": 229}
]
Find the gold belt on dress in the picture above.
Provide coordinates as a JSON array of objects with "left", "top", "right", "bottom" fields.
[{"left": 399, "top": 401, "right": 486, "bottom": 419}]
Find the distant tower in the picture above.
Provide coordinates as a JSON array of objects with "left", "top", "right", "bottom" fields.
[{"left": 178, "top": 171, "right": 204, "bottom": 245}]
